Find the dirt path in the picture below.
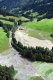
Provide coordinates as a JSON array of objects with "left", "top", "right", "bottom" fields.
[{"left": 15, "top": 30, "right": 53, "bottom": 50}]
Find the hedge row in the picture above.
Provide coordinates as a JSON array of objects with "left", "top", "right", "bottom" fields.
[{"left": 12, "top": 37, "right": 53, "bottom": 62}]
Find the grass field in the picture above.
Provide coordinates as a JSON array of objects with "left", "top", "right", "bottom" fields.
[
  {"left": 22, "top": 19, "right": 53, "bottom": 41},
  {"left": 0, "top": 27, "right": 9, "bottom": 53}
]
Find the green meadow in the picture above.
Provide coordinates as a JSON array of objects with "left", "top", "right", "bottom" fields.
[
  {"left": 22, "top": 19, "right": 53, "bottom": 41},
  {"left": 0, "top": 27, "right": 9, "bottom": 53}
]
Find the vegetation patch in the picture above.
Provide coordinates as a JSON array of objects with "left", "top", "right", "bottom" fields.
[
  {"left": 0, "top": 27, "right": 9, "bottom": 53},
  {"left": 50, "top": 33, "right": 53, "bottom": 38},
  {"left": 45, "top": 69, "right": 53, "bottom": 75},
  {"left": 28, "top": 76, "right": 44, "bottom": 80},
  {"left": 22, "top": 19, "right": 53, "bottom": 40},
  {"left": 22, "top": 19, "right": 53, "bottom": 32},
  {"left": 0, "top": 65, "right": 16, "bottom": 80}
]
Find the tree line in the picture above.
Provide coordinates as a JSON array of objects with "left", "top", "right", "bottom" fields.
[{"left": 12, "top": 37, "right": 53, "bottom": 62}]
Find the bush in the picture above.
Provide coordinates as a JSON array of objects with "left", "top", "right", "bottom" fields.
[
  {"left": 50, "top": 33, "right": 53, "bottom": 38},
  {"left": 0, "top": 65, "right": 16, "bottom": 80},
  {"left": 18, "top": 20, "right": 22, "bottom": 25},
  {"left": 6, "top": 31, "right": 9, "bottom": 37}
]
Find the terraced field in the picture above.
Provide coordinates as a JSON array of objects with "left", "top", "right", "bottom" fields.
[{"left": 0, "top": 15, "right": 29, "bottom": 22}]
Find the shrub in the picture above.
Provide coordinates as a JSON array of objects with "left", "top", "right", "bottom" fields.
[
  {"left": 6, "top": 31, "right": 9, "bottom": 37},
  {"left": 50, "top": 33, "right": 53, "bottom": 38},
  {"left": 18, "top": 20, "right": 22, "bottom": 25},
  {"left": 0, "top": 65, "right": 16, "bottom": 80}
]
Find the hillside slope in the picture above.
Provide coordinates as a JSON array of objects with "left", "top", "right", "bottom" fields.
[{"left": 0, "top": 0, "right": 53, "bottom": 18}]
